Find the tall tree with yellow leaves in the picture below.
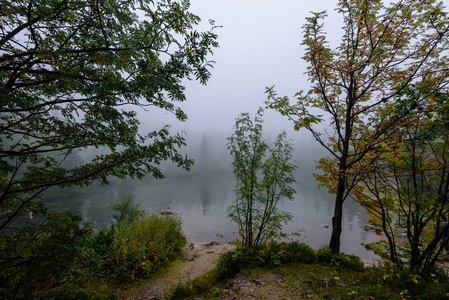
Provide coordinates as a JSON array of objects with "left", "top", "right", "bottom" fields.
[{"left": 267, "top": 0, "right": 449, "bottom": 253}]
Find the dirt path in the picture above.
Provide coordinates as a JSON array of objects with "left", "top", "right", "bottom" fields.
[
  {"left": 132, "top": 243, "right": 310, "bottom": 300},
  {"left": 129, "top": 242, "right": 449, "bottom": 300},
  {"left": 135, "top": 242, "right": 235, "bottom": 300}
]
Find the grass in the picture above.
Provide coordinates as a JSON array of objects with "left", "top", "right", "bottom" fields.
[
  {"left": 105, "top": 214, "right": 186, "bottom": 283},
  {"left": 165, "top": 242, "right": 449, "bottom": 300}
]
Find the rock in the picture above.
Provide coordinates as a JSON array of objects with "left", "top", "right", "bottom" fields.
[
  {"left": 336, "top": 280, "right": 347, "bottom": 287},
  {"left": 276, "top": 279, "right": 287, "bottom": 286},
  {"left": 160, "top": 209, "right": 176, "bottom": 216},
  {"left": 365, "top": 265, "right": 375, "bottom": 271},
  {"left": 148, "top": 296, "right": 159, "bottom": 300},
  {"left": 365, "top": 224, "right": 374, "bottom": 231},
  {"left": 323, "top": 277, "right": 331, "bottom": 288},
  {"left": 206, "top": 241, "right": 220, "bottom": 246},
  {"left": 364, "top": 224, "right": 382, "bottom": 232},
  {"left": 303, "top": 279, "right": 313, "bottom": 284}
]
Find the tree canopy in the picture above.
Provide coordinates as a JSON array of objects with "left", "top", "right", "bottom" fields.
[
  {"left": 0, "top": 0, "right": 219, "bottom": 232},
  {"left": 267, "top": 0, "right": 449, "bottom": 252}
]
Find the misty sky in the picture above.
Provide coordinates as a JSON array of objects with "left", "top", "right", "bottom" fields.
[
  {"left": 181, "top": 0, "right": 345, "bottom": 135},
  {"left": 146, "top": 0, "right": 449, "bottom": 140}
]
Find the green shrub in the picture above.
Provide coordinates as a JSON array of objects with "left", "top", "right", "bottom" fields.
[
  {"left": 167, "top": 269, "right": 218, "bottom": 300},
  {"left": 420, "top": 279, "right": 449, "bottom": 300},
  {"left": 256, "top": 242, "right": 316, "bottom": 266},
  {"left": 0, "top": 210, "right": 187, "bottom": 297},
  {"left": 100, "top": 214, "right": 187, "bottom": 283},
  {"left": 0, "top": 212, "right": 94, "bottom": 299},
  {"left": 215, "top": 247, "right": 256, "bottom": 279},
  {"left": 366, "top": 264, "right": 449, "bottom": 299},
  {"left": 216, "top": 241, "right": 317, "bottom": 280},
  {"left": 317, "top": 247, "right": 365, "bottom": 271},
  {"left": 44, "top": 283, "right": 117, "bottom": 300},
  {"left": 109, "top": 194, "right": 145, "bottom": 225},
  {"left": 91, "top": 227, "right": 115, "bottom": 257},
  {"left": 285, "top": 241, "right": 317, "bottom": 264}
]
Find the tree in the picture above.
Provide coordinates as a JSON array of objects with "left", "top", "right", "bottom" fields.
[
  {"left": 0, "top": 0, "right": 219, "bottom": 232},
  {"left": 266, "top": 0, "right": 449, "bottom": 253},
  {"left": 227, "top": 109, "right": 296, "bottom": 247},
  {"left": 352, "top": 88, "right": 449, "bottom": 270}
]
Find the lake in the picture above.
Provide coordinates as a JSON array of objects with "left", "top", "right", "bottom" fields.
[{"left": 49, "top": 166, "right": 382, "bottom": 263}]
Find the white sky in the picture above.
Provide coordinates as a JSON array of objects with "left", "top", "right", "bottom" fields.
[
  {"left": 180, "top": 0, "right": 343, "bottom": 134},
  {"left": 147, "top": 0, "right": 449, "bottom": 138}
]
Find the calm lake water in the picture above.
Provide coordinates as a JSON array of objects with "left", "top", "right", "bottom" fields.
[{"left": 49, "top": 167, "right": 382, "bottom": 263}]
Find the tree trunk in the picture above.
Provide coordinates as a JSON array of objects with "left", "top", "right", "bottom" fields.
[
  {"left": 329, "top": 104, "right": 352, "bottom": 253},
  {"left": 329, "top": 173, "right": 346, "bottom": 253}
]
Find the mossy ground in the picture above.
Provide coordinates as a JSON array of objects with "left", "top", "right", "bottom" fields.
[{"left": 162, "top": 243, "right": 449, "bottom": 300}]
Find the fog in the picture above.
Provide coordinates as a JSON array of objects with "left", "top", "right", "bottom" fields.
[
  {"left": 41, "top": 0, "right": 449, "bottom": 259},
  {"left": 46, "top": 1, "right": 402, "bottom": 260},
  {"left": 199, "top": 2, "right": 342, "bottom": 125},
  {"left": 140, "top": 0, "right": 344, "bottom": 135},
  {"left": 136, "top": 0, "right": 349, "bottom": 180}
]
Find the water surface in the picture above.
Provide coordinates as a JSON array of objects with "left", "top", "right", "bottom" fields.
[{"left": 56, "top": 169, "right": 381, "bottom": 263}]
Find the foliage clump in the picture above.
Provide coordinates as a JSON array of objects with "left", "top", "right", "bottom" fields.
[
  {"left": 109, "top": 193, "right": 145, "bottom": 225},
  {"left": 95, "top": 214, "right": 186, "bottom": 283},
  {"left": 352, "top": 263, "right": 449, "bottom": 300},
  {"left": 316, "top": 246, "right": 365, "bottom": 271},
  {"left": 0, "top": 212, "right": 99, "bottom": 299},
  {"left": 215, "top": 241, "right": 317, "bottom": 279},
  {"left": 0, "top": 196, "right": 186, "bottom": 298}
]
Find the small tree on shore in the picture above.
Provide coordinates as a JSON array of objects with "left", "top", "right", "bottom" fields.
[{"left": 227, "top": 109, "right": 297, "bottom": 247}]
